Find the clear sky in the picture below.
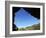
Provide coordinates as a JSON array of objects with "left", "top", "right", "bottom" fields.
[{"left": 14, "top": 8, "right": 40, "bottom": 28}]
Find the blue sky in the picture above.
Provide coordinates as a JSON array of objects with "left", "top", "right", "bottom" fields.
[{"left": 14, "top": 8, "right": 40, "bottom": 28}]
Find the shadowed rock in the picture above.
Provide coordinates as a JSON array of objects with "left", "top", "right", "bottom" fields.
[
  {"left": 13, "top": 7, "right": 40, "bottom": 19},
  {"left": 12, "top": 24, "right": 18, "bottom": 31}
]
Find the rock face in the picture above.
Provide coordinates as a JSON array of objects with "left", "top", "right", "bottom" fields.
[
  {"left": 12, "top": 7, "right": 40, "bottom": 31},
  {"left": 23, "top": 8, "right": 40, "bottom": 19}
]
